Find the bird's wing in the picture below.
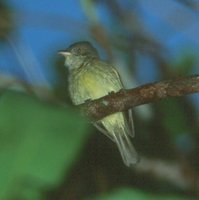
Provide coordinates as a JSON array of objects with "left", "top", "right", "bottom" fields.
[
  {"left": 95, "top": 61, "right": 135, "bottom": 138},
  {"left": 93, "top": 60, "right": 123, "bottom": 91},
  {"left": 93, "top": 121, "right": 115, "bottom": 142}
]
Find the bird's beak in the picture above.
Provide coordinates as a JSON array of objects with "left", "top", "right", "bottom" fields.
[{"left": 58, "top": 51, "right": 71, "bottom": 57}]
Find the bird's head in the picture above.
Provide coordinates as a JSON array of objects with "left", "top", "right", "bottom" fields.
[{"left": 59, "top": 41, "right": 99, "bottom": 70}]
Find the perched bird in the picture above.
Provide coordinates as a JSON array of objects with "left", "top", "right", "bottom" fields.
[{"left": 59, "top": 41, "right": 138, "bottom": 166}]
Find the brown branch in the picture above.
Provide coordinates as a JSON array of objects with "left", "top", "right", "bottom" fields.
[
  {"left": 134, "top": 157, "right": 199, "bottom": 191},
  {"left": 80, "top": 75, "right": 199, "bottom": 120}
]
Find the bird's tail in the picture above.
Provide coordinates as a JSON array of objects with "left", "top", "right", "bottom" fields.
[
  {"left": 112, "top": 126, "right": 139, "bottom": 166},
  {"left": 101, "top": 113, "right": 139, "bottom": 167}
]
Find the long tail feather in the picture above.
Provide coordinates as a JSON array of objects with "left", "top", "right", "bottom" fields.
[
  {"left": 101, "top": 112, "right": 139, "bottom": 166},
  {"left": 113, "top": 127, "right": 139, "bottom": 166}
]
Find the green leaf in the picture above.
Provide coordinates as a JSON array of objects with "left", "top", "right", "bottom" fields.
[
  {"left": 0, "top": 91, "right": 90, "bottom": 199},
  {"left": 171, "top": 51, "right": 198, "bottom": 75},
  {"left": 158, "top": 99, "right": 189, "bottom": 137},
  {"left": 87, "top": 188, "right": 196, "bottom": 200}
]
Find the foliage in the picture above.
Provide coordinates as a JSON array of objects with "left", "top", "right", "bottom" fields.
[
  {"left": 0, "top": 91, "right": 90, "bottom": 199},
  {"left": 88, "top": 188, "right": 196, "bottom": 200}
]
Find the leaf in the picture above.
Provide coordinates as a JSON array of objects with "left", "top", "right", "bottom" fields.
[
  {"left": 172, "top": 52, "right": 197, "bottom": 75},
  {"left": 0, "top": 91, "right": 90, "bottom": 199},
  {"left": 158, "top": 99, "right": 189, "bottom": 137},
  {"left": 87, "top": 188, "right": 197, "bottom": 200}
]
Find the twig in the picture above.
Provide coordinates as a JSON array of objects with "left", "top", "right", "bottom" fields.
[
  {"left": 134, "top": 157, "right": 199, "bottom": 191},
  {"left": 80, "top": 75, "right": 199, "bottom": 120}
]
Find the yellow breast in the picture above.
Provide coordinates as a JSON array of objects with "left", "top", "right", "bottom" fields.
[{"left": 80, "top": 72, "right": 107, "bottom": 99}]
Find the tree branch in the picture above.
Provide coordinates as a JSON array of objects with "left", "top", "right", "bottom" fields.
[
  {"left": 134, "top": 157, "right": 199, "bottom": 191},
  {"left": 80, "top": 75, "right": 199, "bottom": 120}
]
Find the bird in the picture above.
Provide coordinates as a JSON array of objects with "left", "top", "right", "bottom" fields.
[{"left": 59, "top": 41, "right": 138, "bottom": 166}]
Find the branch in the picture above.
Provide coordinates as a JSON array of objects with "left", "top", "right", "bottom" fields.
[
  {"left": 80, "top": 75, "right": 199, "bottom": 120},
  {"left": 134, "top": 157, "right": 199, "bottom": 191}
]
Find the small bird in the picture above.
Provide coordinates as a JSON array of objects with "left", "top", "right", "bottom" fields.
[{"left": 59, "top": 41, "right": 138, "bottom": 166}]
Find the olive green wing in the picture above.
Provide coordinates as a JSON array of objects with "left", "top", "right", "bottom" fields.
[
  {"left": 93, "top": 60, "right": 124, "bottom": 91},
  {"left": 92, "top": 61, "right": 135, "bottom": 138}
]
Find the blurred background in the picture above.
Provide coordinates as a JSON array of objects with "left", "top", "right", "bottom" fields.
[{"left": 0, "top": 0, "right": 199, "bottom": 199}]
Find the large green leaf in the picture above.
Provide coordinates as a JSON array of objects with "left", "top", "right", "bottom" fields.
[
  {"left": 0, "top": 91, "right": 90, "bottom": 199},
  {"left": 87, "top": 188, "right": 196, "bottom": 200}
]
